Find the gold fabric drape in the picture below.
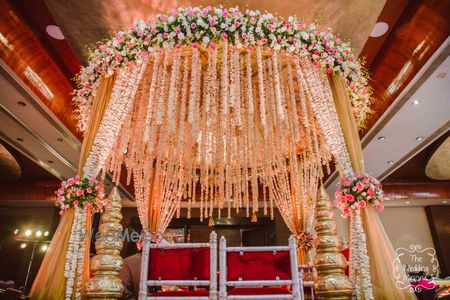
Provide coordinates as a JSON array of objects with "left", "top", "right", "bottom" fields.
[
  {"left": 330, "top": 75, "right": 415, "bottom": 300},
  {"left": 30, "top": 75, "right": 116, "bottom": 299}
]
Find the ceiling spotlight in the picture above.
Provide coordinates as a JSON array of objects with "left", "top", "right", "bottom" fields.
[
  {"left": 378, "top": 136, "right": 386, "bottom": 141},
  {"left": 412, "top": 99, "right": 421, "bottom": 105},
  {"left": 24, "top": 229, "right": 32, "bottom": 236},
  {"left": 387, "top": 161, "right": 394, "bottom": 164},
  {"left": 41, "top": 244, "right": 48, "bottom": 252},
  {"left": 57, "top": 138, "right": 63, "bottom": 142},
  {"left": 14, "top": 228, "right": 19, "bottom": 235},
  {"left": 436, "top": 72, "right": 447, "bottom": 79},
  {"left": 415, "top": 136, "right": 424, "bottom": 141},
  {"left": 44, "top": 231, "right": 49, "bottom": 237},
  {"left": 35, "top": 230, "right": 42, "bottom": 237},
  {"left": 405, "top": 201, "right": 410, "bottom": 204},
  {"left": 17, "top": 101, "right": 26, "bottom": 107},
  {"left": 443, "top": 201, "right": 448, "bottom": 204},
  {"left": 16, "top": 138, "right": 24, "bottom": 142},
  {"left": 20, "top": 243, "right": 27, "bottom": 249},
  {"left": 45, "top": 25, "right": 65, "bottom": 40},
  {"left": 47, "top": 160, "right": 54, "bottom": 164},
  {"left": 370, "top": 22, "right": 389, "bottom": 38}
]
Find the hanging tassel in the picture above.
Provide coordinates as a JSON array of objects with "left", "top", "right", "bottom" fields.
[
  {"left": 251, "top": 212, "right": 258, "bottom": 223},
  {"left": 208, "top": 216, "right": 215, "bottom": 227}
]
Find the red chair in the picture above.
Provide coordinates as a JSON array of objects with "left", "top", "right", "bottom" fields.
[
  {"left": 138, "top": 231, "right": 218, "bottom": 300},
  {"left": 218, "top": 235, "right": 302, "bottom": 300}
]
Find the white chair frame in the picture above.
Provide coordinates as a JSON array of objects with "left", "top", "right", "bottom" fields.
[
  {"left": 298, "top": 264, "right": 316, "bottom": 300},
  {"left": 218, "top": 235, "right": 302, "bottom": 300},
  {"left": 138, "top": 231, "right": 218, "bottom": 300}
]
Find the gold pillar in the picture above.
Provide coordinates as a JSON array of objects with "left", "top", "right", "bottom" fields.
[
  {"left": 314, "top": 187, "right": 352, "bottom": 299},
  {"left": 85, "top": 187, "right": 124, "bottom": 299}
]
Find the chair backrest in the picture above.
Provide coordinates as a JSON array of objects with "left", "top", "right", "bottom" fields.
[
  {"left": 219, "top": 235, "right": 301, "bottom": 299},
  {"left": 139, "top": 231, "right": 217, "bottom": 300}
]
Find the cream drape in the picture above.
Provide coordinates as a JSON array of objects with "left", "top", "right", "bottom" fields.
[
  {"left": 30, "top": 75, "right": 116, "bottom": 299},
  {"left": 330, "top": 75, "right": 415, "bottom": 300}
]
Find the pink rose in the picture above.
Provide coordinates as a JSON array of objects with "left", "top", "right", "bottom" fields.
[
  {"left": 364, "top": 177, "right": 370, "bottom": 183},
  {"left": 335, "top": 189, "right": 343, "bottom": 199},
  {"left": 67, "top": 179, "right": 75, "bottom": 186},
  {"left": 343, "top": 180, "right": 351, "bottom": 187},
  {"left": 267, "top": 24, "right": 274, "bottom": 31},
  {"left": 356, "top": 182, "right": 364, "bottom": 191},
  {"left": 150, "top": 28, "right": 157, "bottom": 35},
  {"left": 374, "top": 200, "right": 381, "bottom": 206},
  {"left": 59, "top": 210, "right": 65, "bottom": 216},
  {"left": 90, "top": 178, "right": 98, "bottom": 184},
  {"left": 191, "top": 23, "right": 197, "bottom": 29},
  {"left": 345, "top": 194, "right": 355, "bottom": 202},
  {"left": 376, "top": 205, "right": 384, "bottom": 213},
  {"left": 73, "top": 200, "right": 79, "bottom": 206},
  {"left": 61, "top": 181, "right": 66, "bottom": 187},
  {"left": 57, "top": 188, "right": 64, "bottom": 195},
  {"left": 261, "top": 38, "right": 268, "bottom": 45},
  {"left": 355, "top": 172, "right": 361, "bottom": 178},
  {"left": 367, "top": 188, "right": 375, "bottom": 196},
  {"left": 209, "top": 19, "right": 217, "bottom": 27},
  {"left": 75, "top": 189, "right": 84, "bottom": 197},
  {"left": 115, "top": 55, "right": 122, "bottom": 62},
  {"left": 358, "top": 200, "right": 367, "bottom": 208},
  {"left": 222, "top": 33, "right": 228, "bottom": 40},
  {"left": 66, "top": 189, "right": 72, "bottom": 196},
  {"left": 163, "top": 33, "right": 169, "bottom": 39},
  {"left": 85, "top": 203, "right": 93, "bottom": 209},
  {"left": 210, "top": 42, "right": 217, "bottom": 50},
  {"left": 340, "top": 198, "right": 348, "bottom": 206},
  {"left": 86, "top": 187, "right": 93, "bottom": 194}
]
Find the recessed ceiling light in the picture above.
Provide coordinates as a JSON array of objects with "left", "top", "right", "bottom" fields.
[
  {"left": 370, "top": 22, "right": 389, "bottom": 38},
  {"left": 378, "top": 136, "right": 386, "bottom": 141},
  {"left": 436, "top": 72, "right": 447, "bottom": 79},
  {"left": 45, "top": 25, "right": 65, "bottom": 40},
  {"left": 415, "top": 136, "right": 424, "bottom": 141},
  {"left": 17, "top": 101, "right": 26, "bottom": 106},
  {"left": 405, "top": 201, "right": 410, "bottom": 204},
  {"left": 16, "top": 138, "right": 23, "bottom": 142},
  {"left": 412, "top": 99, "right": 421, "bottom": 105},
  {"left": 387, "top": 161, "right": 394, "bottom": 164},
  {"left": 57, "top": 138, "right": 63, "bottom": 142},
  {"left": 47, "top": 160, "right": 54, "bottom": 164},
  {"left": 443, "top": 201, "right": 448, "bottom": 204}
]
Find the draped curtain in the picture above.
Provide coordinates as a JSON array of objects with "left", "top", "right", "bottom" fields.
[
  {"left": 30, "top": 75, "right": 116, "bottom": 299},
  {"left": 330, "top": 75, "right": 415, "bottom": 300}
]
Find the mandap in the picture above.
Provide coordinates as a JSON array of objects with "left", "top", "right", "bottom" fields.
[{"left": 30, "top": 6, "right": 415, "bottom": 300}]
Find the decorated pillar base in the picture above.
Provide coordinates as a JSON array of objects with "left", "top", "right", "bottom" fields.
[
  {"left": 85, "top": 187, "right": 124, "bottom": 299},
  {"left": 314, "top": 187, "right": 352, "bottom": 299}
]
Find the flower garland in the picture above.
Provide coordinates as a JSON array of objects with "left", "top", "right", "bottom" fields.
[
  {"left": 56, "top": 176, "right": 105, "bottom": 300},
  {"left": 74, "top": 6, "right": 372, "bottom": 132},
  {"left": 56, "top": 176, "right": 106, "bottom": 215},
  {"left": 334, "top": 172, "right": 384, "bottom": 218},
  {"left": 295, "top": 230, "right": 316, "bottom": 251}
]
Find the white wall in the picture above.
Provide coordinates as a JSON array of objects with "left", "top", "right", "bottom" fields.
[{"left": 334, "top": 206, "right": 439, "bottom": 275}]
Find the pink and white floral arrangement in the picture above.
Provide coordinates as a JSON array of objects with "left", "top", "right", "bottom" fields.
[
  {"left": 74, "top": 6, "right": 372, "bottom": 132},
  {"left": 295, "top": 230, "right": 315, "bottom": 251},
  {"left": 56, "top": 176, "right": 106, "bottom": 215},
  {"left": 335, "top": 173, "right": 384, "bottom": 218}
]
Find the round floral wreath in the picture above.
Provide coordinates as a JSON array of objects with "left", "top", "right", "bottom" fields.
[
  {"left": 334, "top": 172, "right": 385, "bottom": 218},
  {"left": 74, "top": 6, "right": 372, "bottom": 132},
  {"left": 56, "top": 176, "right": 106, "bottom": 215}
]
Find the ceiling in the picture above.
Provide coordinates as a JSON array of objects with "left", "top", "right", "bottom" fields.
[
  {"left": 43, "top": 0, "right": 386, "bottom": 63},
  {"left": 0, "top": 0, "right": 449, "bottom": 207}
]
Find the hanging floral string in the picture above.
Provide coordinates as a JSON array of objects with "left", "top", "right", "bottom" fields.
[{"left": 74, "top": 6, "right": 372, "bottom": 132}]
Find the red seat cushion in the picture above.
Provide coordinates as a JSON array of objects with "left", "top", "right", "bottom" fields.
[
  {"left": 151, "top": 289, "right": 209, "bottom": 297},
  {"left": 228, "top": 287, "right": 291, "bottom": 295},
  {"left": 149, "top": 248, "right": 210, "bottom": 280},
  {"left": 227, "top": 251, "right": 291, "bottom": 281}
]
